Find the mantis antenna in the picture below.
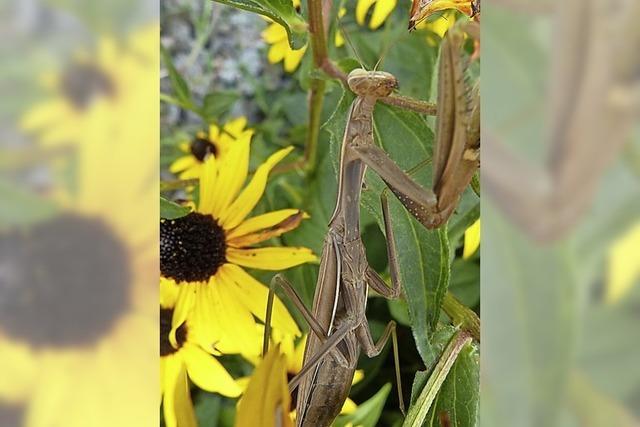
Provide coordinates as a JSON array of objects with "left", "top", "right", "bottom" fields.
[{"left": 337, "top": 19, "right": 366, "bottom": 70}]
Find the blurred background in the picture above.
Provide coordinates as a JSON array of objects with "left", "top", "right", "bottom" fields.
[
  {"left": 0, "top": 0, "right": 158, "bottom": 426},
  {"left": 483, "top": 0, "right": 640, "bottom": 426}
]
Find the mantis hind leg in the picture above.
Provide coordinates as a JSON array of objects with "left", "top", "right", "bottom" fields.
[{"left": 356, "top": 320, "right": 405, "bottom": 414}]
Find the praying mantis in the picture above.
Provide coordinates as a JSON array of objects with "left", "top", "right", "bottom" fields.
[{"left": 263, "top": 23, "right": 479, "bottom": 426}]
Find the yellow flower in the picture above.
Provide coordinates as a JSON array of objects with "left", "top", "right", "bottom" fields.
[
  {"left": 161, "top": 280, "right": 241, "bottom": 427},
  {"left": 261, "top": 0, "right": 307, "bottom": 73},
  {"left": 356, "top": 0, "right": 397, "bottom": 30},
  {"left": 335, "top": 8, "right": 348, "bottom": 48},
  {"left": 409, "top": 0, "right": 474, "bottom": 30},
  {"left": 235, "top": 345, "right": 293, "bottom": 427},
  {"left": 463, "top": 218, "right": 480, "bottom": 259},
  {"left": 606, "top": 221, "right": 640, "bottom": 304},
  {"left": 262, "top": 23, "right": 308, "bottom": 73},
  {"left": 0, "top": 83, "right": 157, "bottom": 426},
  {"left": 20, "top": 25, "right": 157, "bottom": 149},
  {"left": 169, "top": 117, "right": 252, "bottom": 180},
  {"left": 161, "top": 136, "right": 317, "bottom": 358}
]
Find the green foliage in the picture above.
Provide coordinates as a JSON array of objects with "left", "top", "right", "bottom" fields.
[
  {"left": 0, "top": 179, "right": 59, "bottom": 227},
  {"left": 160, "top": 196, "right": 191, "bottom": 219}
]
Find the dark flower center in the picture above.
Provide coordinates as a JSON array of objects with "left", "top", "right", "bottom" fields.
[
  {"left": 190, "top": 136, "right": 217, "bottom": 162},
  {"left": 0, "top": 214, "right": 130, "bottom": 348},
  {"left": 160, "top": 212, "right": 227, "bottom": 283},
  {"left": 0, "top": 401, "right": 24, "bottom": 426},
  {"left": 160, "top": 307, "right": 188, "bottom": 356},
  {"left": 61, "top": 63, "right": 115, "bottom": 110}
]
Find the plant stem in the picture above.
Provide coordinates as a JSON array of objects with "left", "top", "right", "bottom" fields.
[
  {"left": 403, "top": 330, "right": 473, "bottom": 427},
  {"left": 304, "top": 0, "right": 330, "bottom": 176},
  {"left": 305, "top": 78, "right": 326, "bottom": 176},
  {"left": 442, "top": 291, "right": 480, "bottom": 341}
]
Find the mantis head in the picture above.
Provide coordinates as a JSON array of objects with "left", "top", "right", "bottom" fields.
[{"left": 347, "top": 69, "right": 398, "bottom": 97}]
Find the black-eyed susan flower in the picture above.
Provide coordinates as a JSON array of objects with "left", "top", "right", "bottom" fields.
[
  {"left": 20, "top": 25, "right": 157, "bottom": 149},
  {"left": 235, "top": 345, "right": 293, "bottom": 427},
  {"left": 161, "top": 136, "right": 316, "bottom": 358},
  {"left": 169, "top": 117, "right": 252, "bottom": 180},
  {"left": 161, "top": 280, "right": 241, "bottom": 427},
  {"left": 356, "top": 0, "right": 397, "bottom": 30}
]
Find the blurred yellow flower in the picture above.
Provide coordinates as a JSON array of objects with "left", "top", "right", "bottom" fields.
[
  {"left": 160, "top": 280, "right": 241, "bottom": 427},
  {"left": 262, "top": 22, "right": 308, "bottom": 73},
  {"left": 235, "top": 345, "right": 293, "bottom": 427},
  {"left": 335, "top": 8, "right": 348, "bottom": 48},
  {"left": 20, "top": 25, "right": 157, "bottom": 149},
  {"left": 606, "top": 221, "right": 640, "bottom": 303},
  {"left": 463, "top": 219, "right": 481, "bottom": 259},
  {"left": 356, "top": 0, "right": 397, "bottom": 30},
  {"left": 0, "top": 94, "right": 157, "bottom": 426},
  {"left": 170, "top": 117, "right": 252, "bottom": 180},
  {"left": 416, "top": 10, "right": 458, "bottom": 46},
  {"left": 161, "top": 136, "right": 317, "bottom": 358}
]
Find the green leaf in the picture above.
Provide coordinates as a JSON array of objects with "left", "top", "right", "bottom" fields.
[
  {"left": 425, "top": 341, "right": 479, "bottom": 426},
  {"left": 0, "top": 180, "right": 59, "bottom": 227},
  {"left": 160, "top": 197, "right": 191, "bottom": 219},
  {"left": 200, "top": 91, "right": 240, "bottom": 122},
  {"left": 161, "top": 45, "right": 193, "bottom": 109},
  {"left": 404, "top": 329, "right": 475, "bottom": 427},
  {"left": 334, "top": 383, "right": 391, "bottom": 427},
  {"left": 210, "top": 0, "right": 308, "bottom": 49}
]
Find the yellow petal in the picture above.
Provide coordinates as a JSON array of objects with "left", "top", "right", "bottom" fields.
[
  {"left": 182, "top": 343, "right": 241, "bottom": 397},
  {"left": 219, "top": 264, "right": 301, "bottom": 336},
  {"left": 341, "top": 398, "right": 358, "bottom": 414},
  {"left": 335, "top": 31, "right": 345, "bottom": 48},
  {"left": 169, "top": 155, "right": 198, "bottom": 174},
  {"left": 220, "top": 146, "right": 294, "bottom": 229},
  {"left": 356, "top": 0, "right": 377, "bottom": 26},
  {"left": 227, "top": 210, "right": 308, "bottom": 246},
  {"left": 198, "top": 156, "right": 219, "bottom": 214},
  {"left": 226, "top": 246, "right": 317, "bottom": 270},
  {"left": 160, "top": 277, "right": 180, "bottom": 308},
  {"left": 262, "top": 23, "right": 287, "bottom": 44},
  {"left": 227, "top": 209, "right": 307, "bottom": 239},
  {"left": 193, "top": 278, "right": 262, "bottom": 356},
  {"left": 284, "top": 46, "right": 307, "bottom": 72},
  {"left": 223, "top": 116, "right": 248, "bottom": 137},
  {"left": 162, "top": 358, "right": 197, "bottom": 427},
  {"left": 607, "top": 221, "right": 640, "bottom": 303},
  {"left": 370, "top": 0, "right": 397, "bottom": 29},
  {"left": 268, "top": 41, "right": 288, "bottom": 64},
  {"left": 210, "top": 131, "right": 252, "bottom": 218},
  {"left": 236, "top": 345, "right": 293, "bottom": 427},
  {"left": 463, "top": 219, "right": 480, "bottom": 259},
  {"left": 209, "top": 123, "right": 221, "bottom": 141}
]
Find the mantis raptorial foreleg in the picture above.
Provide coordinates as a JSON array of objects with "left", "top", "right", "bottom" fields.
[{"left": 350, "top": 26, "right": 479, "bottom": 230}]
